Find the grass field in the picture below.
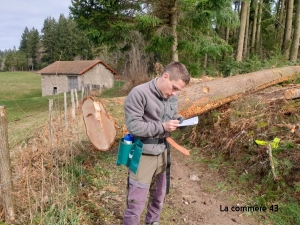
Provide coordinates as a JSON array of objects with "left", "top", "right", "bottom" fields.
[
  {"left": 0, "top": 72, "right": 51, "bottom": 147},
  {"left": 0, "top": 71, "right": 49, "bottom": 122}
]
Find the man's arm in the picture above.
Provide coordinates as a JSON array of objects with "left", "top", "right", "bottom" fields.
[{"left": 125, "top": 89, "right": 165, "bottom": 137}]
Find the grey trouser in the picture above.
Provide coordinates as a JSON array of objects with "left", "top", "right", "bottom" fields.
[{"left": 123, "top": 150, "right": 167, "bottom": 225}]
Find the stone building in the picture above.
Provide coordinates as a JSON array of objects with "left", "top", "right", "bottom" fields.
[{"left": 37, "top": 60, "right": 117, "bottom": 96}]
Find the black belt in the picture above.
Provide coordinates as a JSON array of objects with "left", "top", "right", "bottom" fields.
[{"left": 140, "top": 138, "right": 165, "bottom": 145}]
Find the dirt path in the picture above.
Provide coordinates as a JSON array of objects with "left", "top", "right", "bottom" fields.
[{"left": 162, "top": 147, "right": 264, "bottom": 225}]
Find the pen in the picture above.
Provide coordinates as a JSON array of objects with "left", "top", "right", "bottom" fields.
[{"left": 165, "top": 114, "right": 172, "bottom": 120}]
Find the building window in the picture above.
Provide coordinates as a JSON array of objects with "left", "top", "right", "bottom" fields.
[
  {"left": 68, "top": 76, "right": 78, "bottom": 91},
  {"left": 53, "top": 87, "right": 57, "bottom": 95}
]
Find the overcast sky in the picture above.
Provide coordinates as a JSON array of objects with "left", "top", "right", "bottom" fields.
[{"left": 0, "top": 0, "right": 71, "bottom": 51}]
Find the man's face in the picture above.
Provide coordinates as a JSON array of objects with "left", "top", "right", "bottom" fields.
[{"left": 160, "top": 73, "right": 186, "bottom": 98}]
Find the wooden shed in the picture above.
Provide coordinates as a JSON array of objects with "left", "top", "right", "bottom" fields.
[{"left": 37, "top": 60, "right": 117, "bottom": 96}]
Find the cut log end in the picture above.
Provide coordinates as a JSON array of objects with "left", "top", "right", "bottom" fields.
[
  {"left": 82, "top": 97, "right": 116, "bottom": 151},
  {"left": 284, "top": 89, "right": 300, "bottom": 100}
]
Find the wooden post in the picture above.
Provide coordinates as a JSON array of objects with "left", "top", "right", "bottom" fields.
[
  {"left": 81, "top": 86, "right": 85, "bottom": 102},
  {"left": 71, "top": 89, "right": 76, "bottom": 119},
  {"left": 64, "top": 93, "right": 68, "bottom": 128},
  {"left": 0, "top": 106, "right": 16, "bottom": 222},
  {"left": 267, "top": 144, "right": 278, "bottom": 180},
  {"left": 74, "top": 89, "right": 79, "bottom": 108},
  {"left": 49, "top": 99, "right": 53, "bottom": 147}
]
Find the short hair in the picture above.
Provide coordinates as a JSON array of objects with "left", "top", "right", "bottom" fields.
[{"left": 161, "top": 61, "right": 190, "bottom": 84}]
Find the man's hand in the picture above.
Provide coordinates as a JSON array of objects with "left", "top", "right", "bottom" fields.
[{"left": 162, "top": 120, "right": 180, "bottom": 132}]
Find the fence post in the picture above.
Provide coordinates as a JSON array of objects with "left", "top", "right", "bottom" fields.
[
  {"left": 74, "top": 89, "right": 79, "bottom": 108},
  {"left": 71, "top": 89, "right": 76, "bottom": 119},
  {"left": 0, "top": 106, "right": 16, "bottom": 222},
  {"left": 64, "top": 93, "right": 68, "bottom": 128},
  {"left": 81, "top": 86, "right": 85, "bottom": 102},
  {"left": 49, "top": 99, "right": 53, "bottom": 147}
]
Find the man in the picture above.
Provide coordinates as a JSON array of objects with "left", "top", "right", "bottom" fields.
[{"left": 123, "top": 61, "right": 190, "bottom": 225}]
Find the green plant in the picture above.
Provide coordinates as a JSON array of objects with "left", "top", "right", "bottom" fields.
[{"left": 267, "top": 202, "right": 300, "bottom": 225}]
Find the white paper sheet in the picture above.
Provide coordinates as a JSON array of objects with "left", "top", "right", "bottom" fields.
[{"left": 178, "top": 116, "right": 198, "bottom": 127}]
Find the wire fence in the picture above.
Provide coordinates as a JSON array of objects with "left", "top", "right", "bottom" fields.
[{"left": 0, "top": 88, "right": 94, "bottom": 224}]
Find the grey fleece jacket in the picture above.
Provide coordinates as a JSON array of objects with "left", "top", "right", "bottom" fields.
[{"left": 124, "top": 78, "right": 182, "bottom": 155}]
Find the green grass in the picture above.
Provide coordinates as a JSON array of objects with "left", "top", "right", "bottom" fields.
[
  {"left": 99, "top": 80, "right": 125, "bottom": 98},
  {"left": 0, "top": 71, "right": 49, "bottom": 122}
]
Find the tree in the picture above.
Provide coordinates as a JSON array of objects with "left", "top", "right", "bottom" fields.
[
  {"left": 70, "top": 0, "right": 238, "bottom": 69},
  {"left": 19, "top": 27, "right": 30, "bottom": 53},
  {"left": 289, "top": 0, "right": 300, "bottom": 61},
  {"left": 250, "top": 0, "right": 259, "bottom": 54},
  {"left": 256, "top": 0, "right": 263, "bottom": 58},
  {"left": 19, "top": 27, "right": 40, "bottom": 70},
  {"left": 4, "top": 51, "right": 16, "bottom": 71},
  {"left": 236, "top": 0, "right": 250, "bottom": 62},
  {"left": 282, "top": 0, "right": 294, "bottom": 59},
  {"left": 69, "top": 0, "right": 139, "bottom": 48},
  {"left": 41, "top": 15, "right": 92, "bottom": 65}
]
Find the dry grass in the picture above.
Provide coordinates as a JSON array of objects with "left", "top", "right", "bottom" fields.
[{"left": 1, "top": 105, "right": 88, "bottom": 224}]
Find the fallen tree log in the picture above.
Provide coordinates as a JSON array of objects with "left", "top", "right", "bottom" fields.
[
  {"left": 82, "top": 97, "right": 116, "bottom": 151},
  {"left": 82, "top": 66, "right": 300, "bottom": 151},
  {"left": 178, "top": 66, "right": 300, "bottom": 118},
  {"left": 284, "top": 88, "right": 300, "bottom": 100}
]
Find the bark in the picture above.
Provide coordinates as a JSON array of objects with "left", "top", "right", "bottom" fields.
[
  {"left": 289, "top": 0, "right": 300, "bottom": 61},
  {"left": 0, "top": 106, "right": 15, "bottom": 222},
  {"left": 251, "top": 0, "right": 258, "bottom": 54},
  {"left": 236, "top": 1, "right": 249, "bottom": 61},
  {"left": 282, "top": 0, "right": 294, "bottom": 59},
  {"left": 243, "top": 5, "right": 250, "bottom": 57},
  {"left": 256, "top": 0, "right": 263, "bottom": 57},
  {"left": 178, "top": 66, "right": 300, "bottom": 118},
  {"left": 170, "top": 1, "right": 179, "bottom": 62},
  {"left": 82, "top": 97, "right": 116, "bottom": 150},
  {"left": 279, "top": 0, "right": 285, "bottom": 25},
  {"left": 284, "top": 88, "right": 300, "bottom": 99},
  {"left": 275, "top": 0, "right": 285, "bottom": 47}
]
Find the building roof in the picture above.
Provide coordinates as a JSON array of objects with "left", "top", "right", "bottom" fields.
[{"left": 37, "top": 60, "right": 117, "bottom": 75}]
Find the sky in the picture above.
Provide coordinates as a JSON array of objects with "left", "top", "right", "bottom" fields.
[{"left": 0, "top": 0, "right": 71, "bottom": 51}]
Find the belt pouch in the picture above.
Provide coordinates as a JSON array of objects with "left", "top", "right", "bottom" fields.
[
  {"left": 116, "top": 138, "right": 143, "bottom": 174},
  {"left": 129, "top": 138, "right": 143, "bottom": 174}
]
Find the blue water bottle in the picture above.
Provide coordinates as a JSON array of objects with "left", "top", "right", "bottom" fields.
[{"left": 124, "top": 134, "right": 133, "bottom": 144}]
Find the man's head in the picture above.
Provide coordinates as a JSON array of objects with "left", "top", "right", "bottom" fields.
[{"left": 157, "top": 62, "right": 190, "bottom": 99}]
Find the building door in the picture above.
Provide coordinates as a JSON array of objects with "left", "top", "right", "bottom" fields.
[{"left": 68, "top": 76, "right": 78, "bottom": 91}]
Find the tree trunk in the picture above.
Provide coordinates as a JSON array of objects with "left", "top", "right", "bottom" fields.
[
  {"left": 0, "top": 106, "right": 15, "bottom": 222},
  {"left": 251, "top": 0, "right": 258, "bottom": 54},
  {"left": 170, "top": 1, "right": 179, "bottom": 62},
  {"left": 256, "top": 0, "right": 263, "bottom": 58},
  {"left": 289, "top": 0, "right": 300, "bottom": 61},
  {"left": 243, "top": 5, "right": 250, "bottom": 57},
  {"left": 178, "top": 66, "right": 300, "bottom": 118},
  {"left": 82, "top": 97, "right": 116, "bottom": 150},
  {"left": 282, "top": 0, "right": 294, "bottom": 59},
  {"left": 276, "top": 0, "right": 286, "bottom": 48},
  {"left": 236, "top": 1, "right": 249, "bottom": 61}
]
